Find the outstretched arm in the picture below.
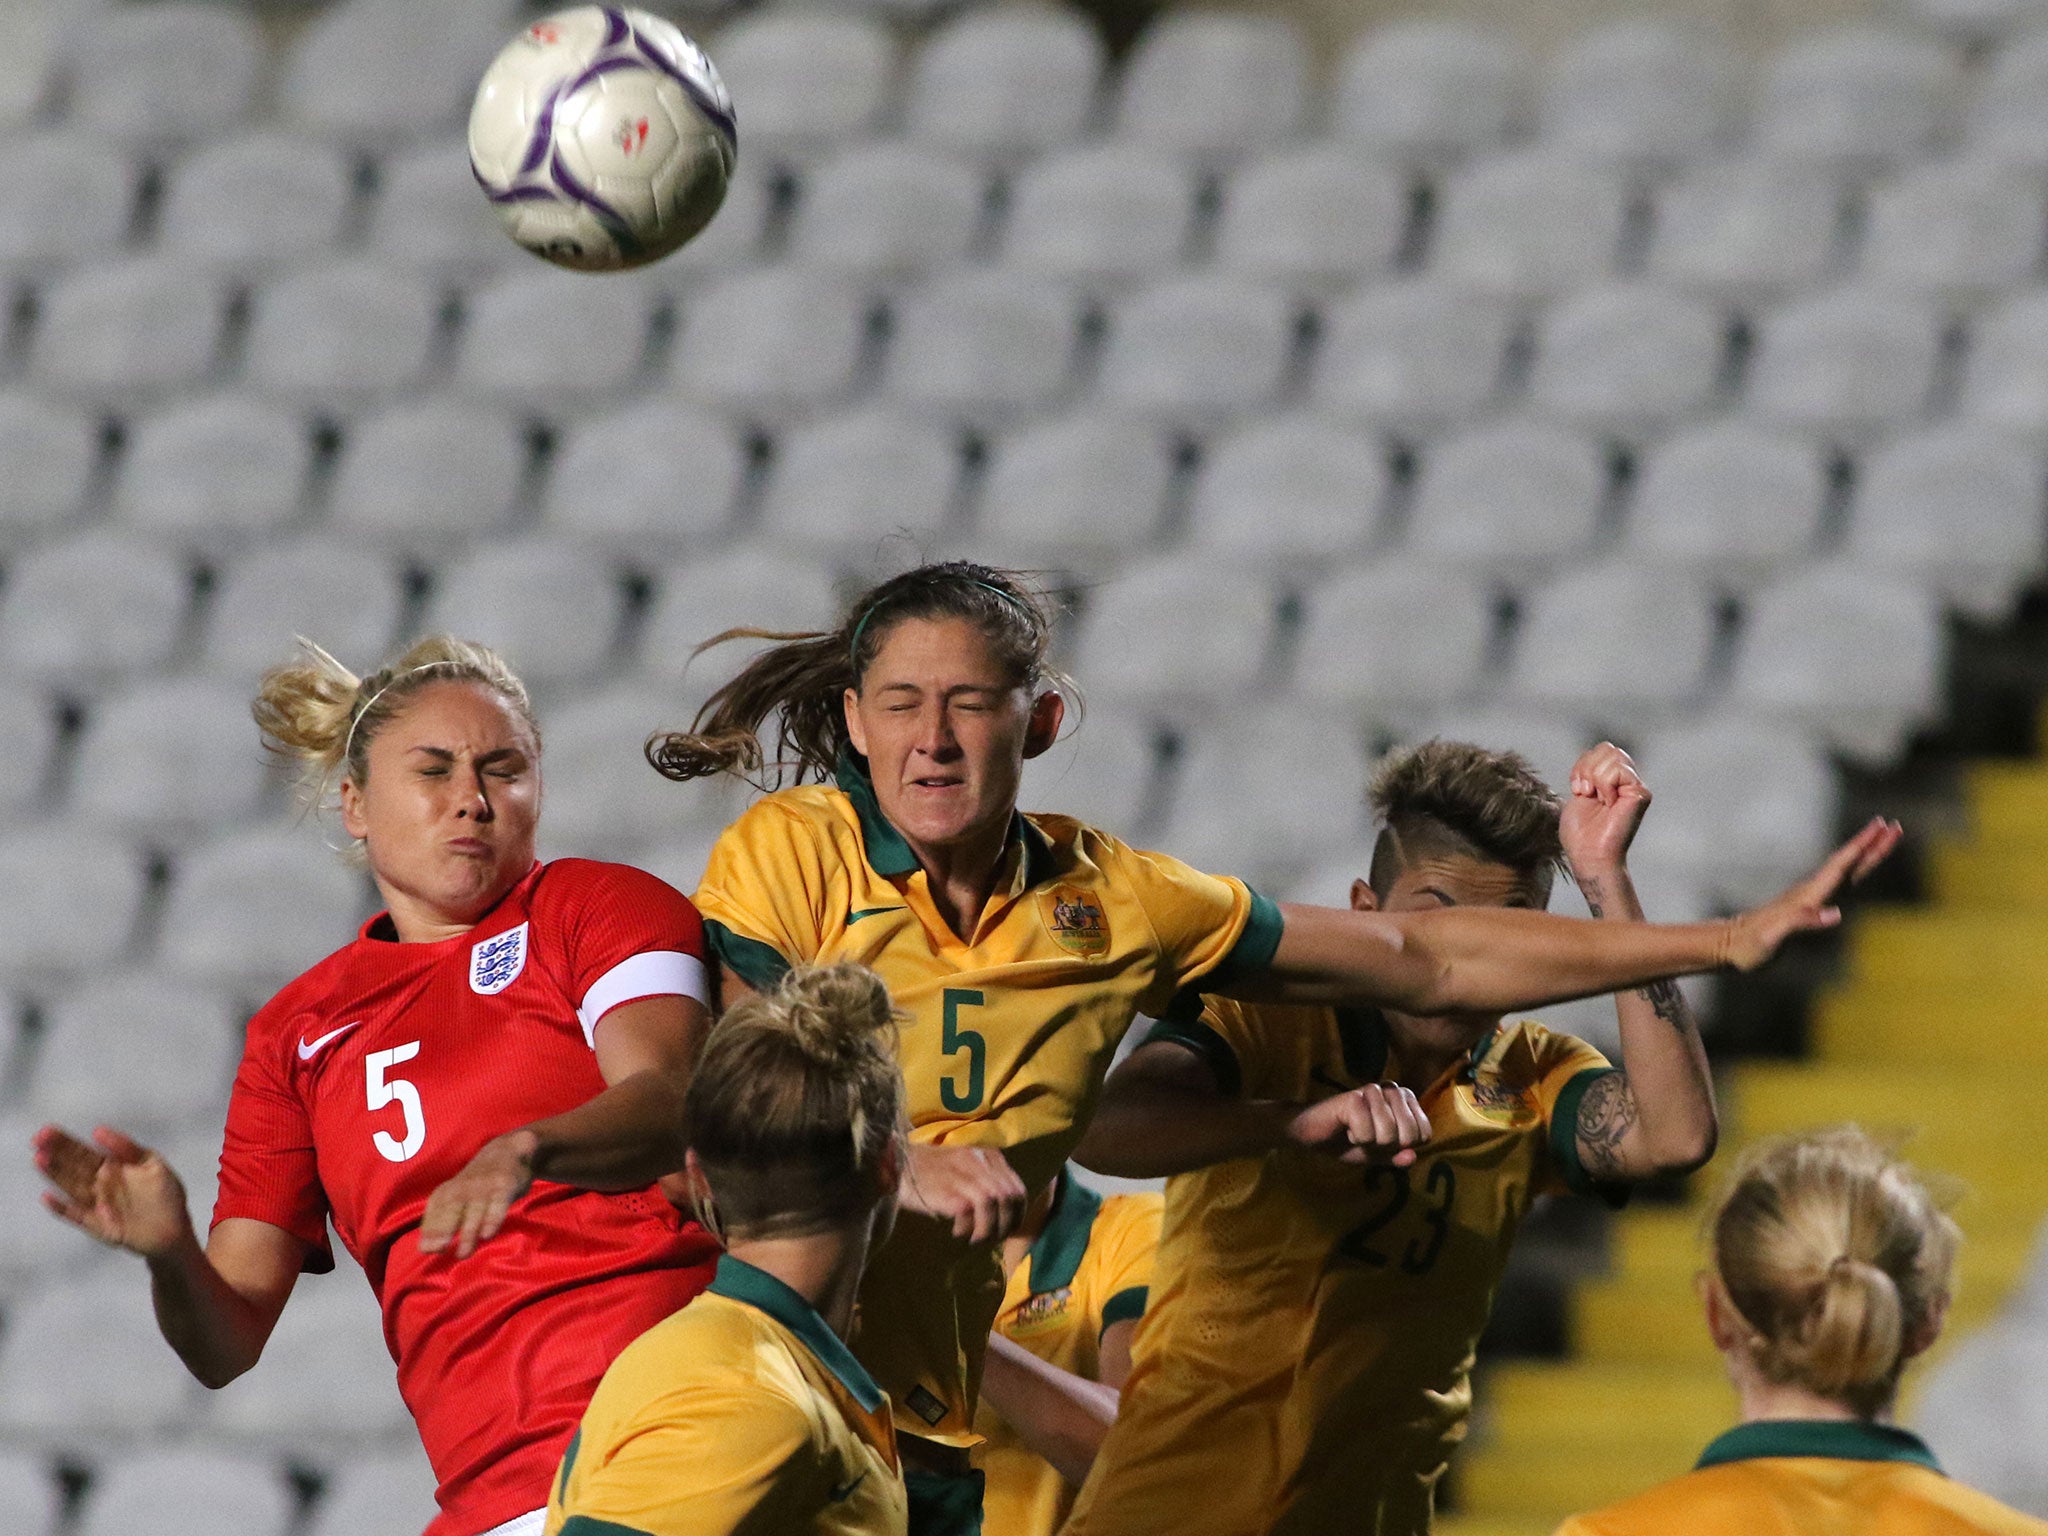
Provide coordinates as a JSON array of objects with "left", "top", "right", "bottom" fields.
[{"left": 980, "top": 1332, "right": 1122, "bottom": 1486}]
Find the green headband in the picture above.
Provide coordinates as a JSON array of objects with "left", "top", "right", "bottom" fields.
[{"left": 847, "top": 580, "right": 1035, "bottom": 672}]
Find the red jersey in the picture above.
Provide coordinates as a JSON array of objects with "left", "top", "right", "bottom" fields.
[{"left": 213, "top": 858, "right": 722, "bottom": 1536}]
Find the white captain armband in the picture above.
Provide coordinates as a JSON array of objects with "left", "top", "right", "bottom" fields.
[{"left": 575, "top": 951, "right": 709, "bottom": 1047}]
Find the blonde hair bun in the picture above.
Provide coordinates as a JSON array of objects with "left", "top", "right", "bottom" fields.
[{"left": 776, "top": 963, "right": 896, "bottom": 1069}]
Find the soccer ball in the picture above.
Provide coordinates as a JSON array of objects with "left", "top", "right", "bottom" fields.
[{"left": 468, "top": 7, "right": 736, "bottom": 273}]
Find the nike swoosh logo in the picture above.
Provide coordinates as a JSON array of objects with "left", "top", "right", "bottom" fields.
[
  {"left": 828, "top": 1471, "right": 867, "bottom": 1502},
  {"left": 298, "top": 1022, "right": 363, "bottom": 1061},
  {"left": 846, "top": 907, "right": 906, "bottom": 925}
]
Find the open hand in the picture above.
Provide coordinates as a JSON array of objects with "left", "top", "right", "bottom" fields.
[
  {"left": 1723, "top": 817, "right": 1904, "bottom": 972},
  {"left": 1286, "top": 1083, "right": 1431, "bottom": 1167},
  {"left": 33, "top": 1124, "right": 194, "bottom": 1258},
  {"left": 1560, "top": 743, "right": 1652, "bottom": 878},
  {"left": 898, "top": 1142, "right": 1026, "bottom": 1245},
  {"left": 418, "top": 1130, "right": 538, "bottom": 1258}
]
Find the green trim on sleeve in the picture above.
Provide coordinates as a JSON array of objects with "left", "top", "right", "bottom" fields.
[
  {"left": 556, "top": 1427, "right": 581, "bottom": 1504},
  {"left": 704, "top": 920, "right": 792, "bottom": 991},
  {"left": 1209, "top": 889, "right": 1285, "bottom": 987},
  {"left": 559, "top": 1518, "right": 659, "bottom": 1536},
  {"left": 1141, "top": 1016, "right": 1243, "bottom": 1097},
  {"left": 1548, "top": 1067, "right": 1631, "bottom": 1207},
  {"left": 1099, "top": 1285, "right": 1148, "bottom": 1335}
]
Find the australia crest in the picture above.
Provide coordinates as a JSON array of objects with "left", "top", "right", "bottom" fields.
[
  {"left": 1042, "top": 884, "right": 1109, "bottom": 957},
  {"left": 470, "top": 923, "right": 530, "bottom": 995}
]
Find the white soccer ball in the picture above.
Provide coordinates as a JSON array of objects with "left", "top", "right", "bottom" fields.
[{"left": 468, "top": 6, "right": 736, "bottom": 273}]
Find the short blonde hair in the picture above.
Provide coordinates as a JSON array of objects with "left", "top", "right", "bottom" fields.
[{"left": 1710, "top": 1126, "right": 1960, "bottom": 1416}]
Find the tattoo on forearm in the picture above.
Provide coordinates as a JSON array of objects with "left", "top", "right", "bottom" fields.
[
  {"left": 1577, "top": 875, "right": 1606, "bottom": 920},
  {"left": 1576, "top": 1069, "right": 1638, "bottom": 1180},
  {"left": 1637, "top": 978, "right": 1692, "bottom": 1033}
]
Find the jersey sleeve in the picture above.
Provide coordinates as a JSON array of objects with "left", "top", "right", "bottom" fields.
[
  {"left": 1112, "top": 842, "right": 1284, "bottom": 1018},
  {"left": 1142, "top": 994, "right": 1281, "bottom": 1099},
  {"left": 212, "top": 1002, "right": 334, "bottom": 1273},
  {"left": 540, "top": 861, "right": 711, "bottom": 1047},
  {"left": 692, "top": 798, "right": 835, "bottom": 992},
  {"left": 1093, "top": 1194, "right": 1164, "bottom": 1339},
  {"left": 1532, "top": 1026, "right": 1625, "bottom": 1201}
]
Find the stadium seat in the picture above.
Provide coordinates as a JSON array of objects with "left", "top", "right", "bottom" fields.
[
  {"left": 756, "top": 408, "right": 963, "bottom": 556},
  {"left": 1645, "top": 158, "right": 1847, "bottom": 300},
  {"left": 0, "top": 132, "right": 138, "bottom": 272},
  {"left": 1958, "top": 289, "right": 2048, "bottom": 439},
  {"left": 0, "top": 1446, "right": 60, "bottom": 1536},
  {"left": 1966, "top": 29, "right": 2048, "bottom": 164},
  {"left": 1623, "top": 421, "right": 1830, "bottom": 588},
  {"left": 205, "top": 1272, "right": 409, "bottom": 1449},
  {"left": 973, "top": 413, "right": 1176, "bottom": 564},
  {"left": 541, "top": 400, "right": 746, "bottom": 551},
  {"left": 1756, "top": 26, "right": 1961, "bottom": 166},
  {"left": 1293, "top": 561, "right": 1497, "bottom": 715},
  {"left": 885, "top": 272, "right": 1083, "bottom": 421},
  {"left": 0, "top": 2, "right": 54, "bottom": 131},
  {"left": 1333, "top": 19, "right": 1532, "bottom": 164},
  {"left": 1538, "top": 20, "right": 1742, "bottom": 166},
  {"left": 670, "top": 267, "right": 873, "bottom": 415},
  {"left": 244, "top": 260, "right": 440, "bottom": 406},
  {"left": 1001, "top": 144, "right": 1200, "bottom": 284},
  {"left": 71, "top": 676, "right": 272, "bottom": 836},
  {"left": 1914, "top": 1315, "right": 2048, "bottom": 1515},
  {"left": 1311, "top": 280, "right": 1516, "bottom": 431},
  {"left": 158, "top": 825, "right": 370, "bottom": 987},
  {"left": 1745, "top": 288, "right": 1943, "bottom": 437},
  {"left": 1097, "top": 276, "right": 1299, "bottom": 422},
  {"left": 904, "top": 4, "right": 1105, "bottom": 159},
  {"left": 60, "top": 3, "right": 261, "bottom": 144},
  {"left": 530, "top": 682, "right": 732, "bottom": 859},
  {"left": 636, "top": 829, "right": 724, "bottom": 904},
  {"left": 0, "top": 825, "right": 146, "bottom": 982},
  {"left": 1428, "top": 150, "right": 1631, "bottom": 299},
  {"left": 1186, "top": 417, "right": 1389, "bottom": 569},
  {"left": 1114, "top": 11, "right": 1309, "bottom": 160},
  {"left": 1858, "top": 159, "right": 2047, "bottom": 300},
  {"left": 1728, "top": 564, "right": 1946, "bottom": 763},
  {"left": 453, "top": 267, "right": 658, "bottom": 403},
  {"left": 115, "top": 395, "right": 311, "bottom": 541},
  {"left": 204, "top": 539, "right": 407, "bottom": 681},
  {"left": 0, "top": 683, "right": 56, "bottom": 825},
  {"left": 638, "top": 547, "right": 843, "bottom": 708},
  {"left": 28, "top": 974, "right": 238, "bottom": 1133},
  {"left": 0, "top": 393, "right": 98, "bottom": 543},
  {"left": 1527, "top": 285, "right": 1728, "bottom": 436},
  {"left": 74, "top": 1448, "right": 295, "bottom": 1536},
  {"left": 0, "top": 1265, "right": 198, "bottom": 1440},
  {"left": 709, "top": 10, "right": 896, "bottom": 158},
  {"left": 32, "top": 258, "right": 227, "bottom": 399},
  {"left": 1211, "top": 147, "right": 1409, "bottom": 291},
  {"left": 283, "top": 0, "right": 518, "bottom": 146},
  {"left": 327, "top": 399, "right": 528, "bottom": 548},
  {"left": 1019, "top": 707, "right": 1164, "bottom": 837},
  {"left": 422, "top": 538, "right": 627, "bottom": 686},
  {"left": 786, "top": 143, "right": 987, "bottom": 276},
  {"left": 158, "top": 133, "right": 356, "bottom": 272},
  {"left": 1845, "top": 426, "right": 2046, "bottom": 620},
  {"left": 1505, "top": 564, "right": 1720, "bottom": 725},
  {"left": 1071, "top": 557, "right": 1278, "bottom": 715},
  {"left": 1905, "top": 0, "right": 2048, "bottom": 41},
  {"left": 305, "top": 1444, "right": 440, "bottom": 1536},
  {"left": 368, "top": 137, "right": 524, "bottom": 277},
  {"left": 0, "top": 531, "right": 191, "bottom": 682},
  {"left": 1630, "top": 715, "right": 1839, "bottom": 904},
  {"left": 1406, "top": 420, "right": 1609, "bottom": 573}
]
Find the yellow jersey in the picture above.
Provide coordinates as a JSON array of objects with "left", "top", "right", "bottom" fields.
[
  {"left": 975, "top": 1177, "right": 1163, "bottom": 1536},
  {"left": 694, "top": 750, "right": 1278, "bottom": 1446},
  {"left": 544, "top": 1254, "right": 906, "bottom": 1536},
  {"left": 1556, "top": 1419, "right": 2048, "bottom": 1536},
  {"left": 1068, "top": 1000, "right": 1614, "bottom": 1536}
]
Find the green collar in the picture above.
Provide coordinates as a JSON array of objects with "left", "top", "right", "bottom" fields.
[
  {"left": 833, "top": 746, "right": 1057, "bottom": 888},
  {"left": 1024, "top": 1174, "right": 1102, "bottom": 1294},
  {"left": 1695, "top": 1420, "right": 1943, "bottom": 1474},
  {"left": 707, "top": 1253, "right": 885, "bottom": 1413}
]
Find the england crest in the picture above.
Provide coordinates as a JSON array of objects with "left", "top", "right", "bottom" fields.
[{"left": 470, "top": 923, "right": 530, "bottom": 995}]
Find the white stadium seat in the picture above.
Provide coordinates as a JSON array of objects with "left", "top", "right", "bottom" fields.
[
  {"left": 639, "top": 547, "right": 843, "bottom": 708},
  {"left": 1407, "top": 420, "right": 1609, "bottom": 573},
  {"left": 1002, "top": 144, "right": 1200, "bottom": 284},
  {"left": 328, "top": 399, "right": 528, "bottom": 548},
  {"left": 158, "top": 133, "right": 355, "bottom": 272},
  {"left": 1114, "top": 11, "right": 1310, "bottom": 160},
  {"left": 1294, "top": 561, "right": 1497, "bottom": 715},
  {"left": 1312, "top": 280, "right": 1516, "bottom": 431},
  {"left": 1960, "top": 289, "right": 2048, "bottom": 439},
  {"left": 0, "top": 132, "right": 138, "bottom": 271},
  {"left": 1913, "top": 1305, "right": 2048, "bottom": 1515},
  {"left": 1745, "top": 288, "right": 1943, "bottom": 437},
  {"left": 158, "top": 825, "right": 370, "bottom": 987},
  {"left": 1905, "top": 0, "right": 2048, "bottom": 41},
  {"left": 1729, "top": 564, "right": 1946, "bottom": 764},
  {"left": 115, "top": 394, "right": 311, "bottom": 540},
  {"left": 1098, "top": 276, "right": 1298, "bottom": 422},
  {"left": 204, "top": 539, "right": 407, "bottom": 681},
  {"left": 1212, "top": 147, "right": 1409, "bottom": 290},
  {"left": 529, "top": 682, "right": 723, "bottom": 859},
  {"left": 1528, "top": 286, "right": 1728, "bottom": 435},
  {"left": 1624, "top": 422, "right": 1830, "bottom": 588},
  {"left": 1072, "top": 557, "right": 1278, "bottom": 714},
  {"left": 1020, "top": 707, "right": 1164, "bottom": 837},
  {"left": 671, "top": 267, "right": 873, "bottom": 415},
  {"left": 0, "top": 825, "right": 146, "bottom": 983},
  {"left": 206, "top": 1272, "right": 410, "bottom": 1449},
  {"left": 541, "top": 401, "right": 746, "bottom": 551},
  {"left": 368, "top": 137, "right": 524, "bottom": 277},
  {"left": 32, "top": 258, "right": 227, "bottom": 399},
  {"left": 75, "top": 1448, "right": 295, "bottom": 1536},
  {"left": 1429, "top": 150, "right": 1630, "bottom": 299},
  {"left": 636, "top": 829, "right": 724, "bottom": 905},
  {"left": 0, "top": 1266, "right": 199, "bottom": 1441},
  {"left": 423, "top": 538, "right": 626, "bottom": 686},
  {"left": 1646, "top": 158, "right": 1846, "bottom": 301},
  {"left": 0, "top": 1447, "right": 60, "bottom": 1536},
  {"left": 0, "top": 394, "right": 98, "bottom": 542},
  {"left": 1506, "top": 564, "right": 1719, "bottom": 725},
  {"left": 244, "top": 260, "right": 440, "bottom": 406},
  {"left": 787, "top": 143, "right": 987, "bottom": 277},
  {"left": 0, "top": 3, "right": 54, "bottom": 133},
  {"left": 28, "top": 974, "right": 239, "bottom": 1133},
  {"left": 454, "top": 267, "right": 657, "bottom": 403},
  {"left": 305, "top": 1444, "right": 440, "bottom": 1536},
  {"left": 0, "top": 531, "right": 191, "bottom": 682},
  {"left": 1967, "top": 30, "right": 2048, "bottom": 165},
  {"left": 1757, "top": 26, "right": 1962, "bottom": 166},
  {"left": 1846, "top": 427, "right": 2046, "bottom": 620},
  {"left": 1539, "top": 21, "right": 1742, "bottom": 167},
  {"left": 756, "top": 409, "right": 962, "bottom": 556},
  {"left": 710, "top": 10, "right": 896, "bottom": 157},
  {"left": 1859, "top": 159, "right": 2048, "bottom": 300},
  {"left": 284, "top": 0, "right": 518, "bottom": 146},
  {"left": 71, "top": 677, "right": 271, "bottom": 835},
  {"left": 1334, "top": 19, "right": 1532, "bottom": 164},
  {"left": 0, "top": 683, "right": 56, "bottom": 824},
  {"left": 885, "top": 273, "right": 1083, "bottom": 421},
  {"left": 62, "top": 3, "right": 260, "bottom": 145},
  {"left": 1187, "top": 417, "right": 1389, "bottom": 568},
  {"left": 905, "top": 4, "right": 1105, "bottom": 158},
  {"left": 974, "top": 413, "right": 1176, "bottom": 564}
]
